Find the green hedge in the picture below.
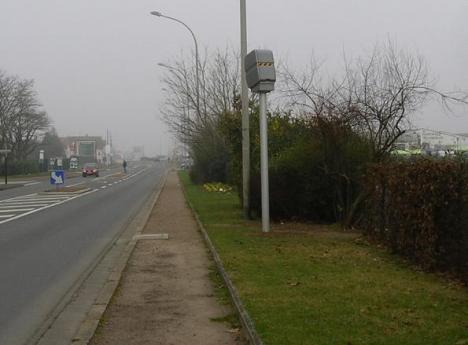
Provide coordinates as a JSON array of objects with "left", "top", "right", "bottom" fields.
[
  {"left": 0, "top": 158, "right": 71, "bottom": 176},
  {"left": 363, "top": 158, "right": 468, "bottom": 281},
  {"left": 0, "top": 160, "right": 41, "bottom": 175}
]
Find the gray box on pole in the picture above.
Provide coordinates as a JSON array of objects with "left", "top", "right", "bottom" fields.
[{"left": 245, "top": 49, "right": 276, "bottom": 93}]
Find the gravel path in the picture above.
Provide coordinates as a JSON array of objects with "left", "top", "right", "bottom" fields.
[{"left": 90, "top": 171, "right": 244, "bottom": 345}]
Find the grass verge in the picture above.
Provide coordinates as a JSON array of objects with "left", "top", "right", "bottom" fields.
[{"left": 179, "top": 171, "right": 468, "bottom": 345}]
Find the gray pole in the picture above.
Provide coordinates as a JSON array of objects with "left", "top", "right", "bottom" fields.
[
  {"left": 240, "top": 0, "right": 250, "bottom": 219},
  {"left": 150, "top": 12, "right": 200, "bottom": 117},
  {"left": 4, "top": 155, "right": 7, "bottom": 185},
  {"left": 259, "top": 93, "right": 270, "bottom": 232}
]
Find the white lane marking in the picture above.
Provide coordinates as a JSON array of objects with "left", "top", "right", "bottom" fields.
[
  {"left": 8, "top": 195, "right": 72, "bottom": 201},
  {"left": 0, "top": 189, "right": 99, "bottom": 225},
  {"left": 0, "top": 208, "right": 35, "bottom": 212},
  {"left": 7, "top": 198, "right": 70, "bottom": 204},
  {"left": 67, "top": 182, "right": 85, "bottom": 187},
  {"left": 12, "top": 193, "right": 72, "bottom": 198},
  {"left": 101, "top": 186, "right": 107, "bottom": 189},
  {"left": 6, "top": 195, "right": 70, "bottom": 201},
  {"left": 0, "top": 215, "right": 14, "bottom": 218},
  {"left": 0, "top": 204, "right": 50, "bottom": 208},
  {"left": 1, "top": 200, "right": 58, "bottom": 205},
  {"left": 24, "top": 182, "right": 40, "bottom": 186}
]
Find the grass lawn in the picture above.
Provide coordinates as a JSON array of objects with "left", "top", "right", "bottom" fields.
[{"left": 179, "top": 172, "right": 468, "bottom": 345}]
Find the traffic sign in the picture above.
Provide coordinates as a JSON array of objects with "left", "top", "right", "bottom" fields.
[{"left": 50, "top": 170, "right": 65, "bottom": 185}]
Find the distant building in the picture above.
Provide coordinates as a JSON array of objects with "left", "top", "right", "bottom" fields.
[
  {"left": 395, "top": 129, "right": 468, "bottom": 152},
  {"left": 61, "top": 136, "right": 106, "bottom": 164}
]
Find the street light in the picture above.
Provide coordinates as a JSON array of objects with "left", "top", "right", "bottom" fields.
[
  {"left": 240, "top": 0, "right": 250, "bottom": 219},
  {"left": 150, "top": 11, "right": 200, "bottom": 116}
]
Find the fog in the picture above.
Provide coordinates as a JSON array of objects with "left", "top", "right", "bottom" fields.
[{"left": 1, "top": 0, "right": 467, "bottom": 156}]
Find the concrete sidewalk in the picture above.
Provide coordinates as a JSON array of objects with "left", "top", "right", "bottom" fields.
[{"left": 89, "top": 171, "right": 244, "bottom": 345}]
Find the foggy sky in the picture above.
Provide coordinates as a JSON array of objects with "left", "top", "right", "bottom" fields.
[{"left": 1, "top": 0, "right": 467, "bottom": 156}]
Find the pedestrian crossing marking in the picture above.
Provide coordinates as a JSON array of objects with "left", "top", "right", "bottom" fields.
[
  {"left": 0, "top": 189, "right": 98, "bottom": 225},
  {"left": 0, "top": 208, "right": 34, "bottom": 212}
]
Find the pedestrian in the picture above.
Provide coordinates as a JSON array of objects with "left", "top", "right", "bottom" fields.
[{"left": 123, "top": 160, "right": 127, "bottom": 173}]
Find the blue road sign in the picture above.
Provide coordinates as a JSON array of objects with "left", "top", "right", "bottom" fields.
[{"left": 50, "top": 170, "right": 65, "bottom": 185}]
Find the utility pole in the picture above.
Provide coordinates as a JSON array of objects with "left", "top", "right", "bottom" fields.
[
  {"left": 240, "top": 0, "right": 250, "bottom": 219},
  {"left": 258, "top": 93, "right": 270, "bottom": 232},
  {"left": 245, "top": 49, "right": 276, "bottom": 232}
]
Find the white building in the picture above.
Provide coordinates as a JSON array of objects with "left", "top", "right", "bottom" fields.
[{"left": 396, "top": 129, "right": 468, "bottom": 152}]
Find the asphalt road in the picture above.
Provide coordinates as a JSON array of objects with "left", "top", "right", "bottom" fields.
[{"left": 0, "top": 161, "right": 168, "bottom": 345}]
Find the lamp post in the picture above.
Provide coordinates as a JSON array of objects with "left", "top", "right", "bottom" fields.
[
  {"left": 0, "top": 149, "right": 11, "bottom": 185},
  {"left": 150, "top": 11, "right": 200, "bottom": 117},
  {"left": 240, "top": 0, "right": 250, "bottom": 219}
]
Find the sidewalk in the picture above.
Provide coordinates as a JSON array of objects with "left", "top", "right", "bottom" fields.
[{"left": 90, "top": 171, "right": 244, "bottom": 345}]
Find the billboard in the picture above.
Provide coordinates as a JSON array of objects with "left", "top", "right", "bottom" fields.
[{"left": 79, "top": 141, "right": 95, "bottom": 158}]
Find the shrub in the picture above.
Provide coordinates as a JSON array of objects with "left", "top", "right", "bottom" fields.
[
  {"left": 363, "top": 158, "right": 468, "bottom": 280},
  {"left": 189, "top": 123, "right": 230, "bottom": 184},
  {"left": 221, "top": 109, "right": 373, "bottom": 224}
]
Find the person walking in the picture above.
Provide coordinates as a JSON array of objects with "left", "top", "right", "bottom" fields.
[{"left": 122, "top": 160, "right": 127, "bottom": 174}]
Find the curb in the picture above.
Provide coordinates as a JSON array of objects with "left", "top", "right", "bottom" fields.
[
  {"left": 71, "top": 168, "right": 169, "bottom": 345},
  {"left": 179, "top": 174, "right": 264, "bottom": 345}
]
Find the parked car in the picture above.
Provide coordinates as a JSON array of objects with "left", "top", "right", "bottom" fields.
[{"left": 82, "top": 163, "right": 99, "bottom": 177}]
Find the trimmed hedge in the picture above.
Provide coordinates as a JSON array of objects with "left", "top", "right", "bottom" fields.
[
  {"left": 0, "top": 158, "right": 71, "bottom": 176},
  {"left": 363, "top": 158, "right": 468, "bottom": 281},
  {"left": 0, "top": 160, "right": 41, "bottom": 176}
]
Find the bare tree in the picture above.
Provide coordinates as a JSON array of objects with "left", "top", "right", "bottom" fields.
[
  {"left": 159, "top": 48, "right": 241, "bottom": 182},
  {"left": 281, "top": 41, "right": 468, "bottom": 161},
  {"left": 0, "top": 70, "right": 49, "bottom": 160},
  {"left": 280, "top": 41, "right": 468, "bottom": 226},
  {"left": 160, "top": 48, "right": 240, "bottom": 148}
]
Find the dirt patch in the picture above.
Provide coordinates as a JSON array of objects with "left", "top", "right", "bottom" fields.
[{"left": 90, "top": 172, "right": 245, "bottom": 345}]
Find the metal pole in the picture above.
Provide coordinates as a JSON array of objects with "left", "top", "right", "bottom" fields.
[
  {"left": 4, "top": 155, "right": 7, "bottom": 185},
  {"left": 240, "top": 0, "right": 250, "bottom": 219},
  {"left": 259, "top": 93, "right": 270, "bottom": 232}
]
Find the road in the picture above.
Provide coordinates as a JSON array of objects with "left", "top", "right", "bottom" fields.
[{"left": 0, "top": 161, "right": 168, "bottom": 345}]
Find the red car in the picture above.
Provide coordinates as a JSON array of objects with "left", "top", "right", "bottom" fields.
[{"left": 82, "top": 163, "right": 99, "bottom": 177}]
